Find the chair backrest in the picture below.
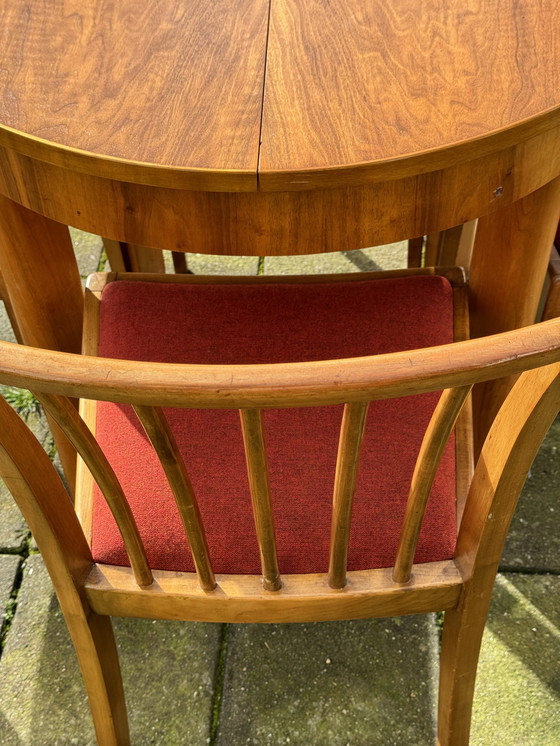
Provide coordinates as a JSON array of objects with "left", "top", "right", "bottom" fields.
[{"left": 0, "top": 311, "right": 559, "bottom": 612}]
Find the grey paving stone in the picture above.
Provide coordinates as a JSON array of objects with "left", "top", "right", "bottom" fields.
[
  {"left": 0, "top": 303, "right": 17, "bottom": 345},
  {"left": 184, "top": 253, "right": 259, "bottom": 275},
  {"left": 0, "top": 403, "right": 56, "bottom": 552},
  {"left": 161, "top": 250, "right": 259, "bottom": 275},
  {"left": 0, "top": 482, "right": 27, "bottom": 552},
  {"left": 69, "top": 227, "right": 104, "bottom": 278},
  {"left": 264, "top": 242, "right": 407, "bottom": 275},
  {"left": 471, "top": 573, "right": 560, "bottom": 746},
  {"left": 0, "top": 555, "right": 20, "bottom": 616},
  {"left": 0, "top": 555, "right": 221, "bottom": 745},
  {"left": 216, "top": 616, "right": 438, "bottom": 746},
  {"left": 502, "top": 415, "right": 560, "bottom": 572}
]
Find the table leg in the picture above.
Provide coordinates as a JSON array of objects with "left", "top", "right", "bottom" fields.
[
  {"left": 0, "top": 194, "right": 83, "bottom": 490},
  {"left": 102, "top": 238, "right": 167, "bottom": 273},
  {"left": 469, "top": 176, "right": 560, "bottom": 451}
]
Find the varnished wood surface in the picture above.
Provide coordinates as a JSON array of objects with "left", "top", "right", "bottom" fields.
[
  {"left": 0, "top": 0, "right": 270, "bottom": 191},
  {"left": 84, "top": 562, "right": 464, "bottom": 624},
  {"left": 0, "top": 0, "right": 558, "bottom": 193},
  {"left": 1, "top": 297, "right": 560, "bottom": 409},
  {"left": 260, "top": 0, "right": 560, "bottom": 189}
]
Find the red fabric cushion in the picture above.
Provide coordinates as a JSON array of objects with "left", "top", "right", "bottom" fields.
[{"left": 92, "top": 275, "right": 457, "bottom": 575}]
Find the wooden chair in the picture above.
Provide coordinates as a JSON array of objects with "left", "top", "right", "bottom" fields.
[{"left": 1, "top": 267, "right": 560, "bottom": 746}]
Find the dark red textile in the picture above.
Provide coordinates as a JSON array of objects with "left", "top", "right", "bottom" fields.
[{"left": 92, "top": 275, "right": 457, "bottom": 574}]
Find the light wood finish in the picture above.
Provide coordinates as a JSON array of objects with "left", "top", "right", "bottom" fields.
[
  {"left": 0, "top": 0, "right": 269, "bottom": 191},
  {"left": 0, "top": 193, "right": 83, "bottom": 491},
  {"left": 328, "top": 401, "right": 369, "bottom": 590},
  {"left": 0, "top": 3, "right": 559, "bottom": 734},
  {"left": 0, "top": 394, "right": 129, "bottom": 746},
  {"left": 439, "top": 361, "right": 560, "bottom": 746},
  {"left": 470, "top": 176, "right": 560, "bottom": 450},
  {"left": 393, "top": 385, "right": 472, "bottom": 585},
  {"left": 133, "top": 405, "right": 216, "bottom": 592},
  {"left": 38, "top": 392, "right": 153, "bottom": 588},
  {"left": 85, "top": 561, "right": 464, "bottom": 624},
  {"left": 240, "top": 409, "right": 281, "bottom": 592},
  {"left": 0, "top": 3, "right": 558, "bottom": 474},
  {"left": 4, "top": 311, "right": 560, "bottom": 410},
  {"left": 260, "top": 0, "right": 560, "bottom": 188}
]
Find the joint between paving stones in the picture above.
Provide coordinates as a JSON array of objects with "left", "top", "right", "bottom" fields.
[
  {"left": 208, "top": 623, "right": 230, "bottom": 745},
  {"left": 0, "top": 532, "right": 32, "bottom": 658}
]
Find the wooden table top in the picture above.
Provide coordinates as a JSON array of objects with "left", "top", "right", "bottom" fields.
[{"left": 0, "top": 0, "right": 559, "bottom": 193}]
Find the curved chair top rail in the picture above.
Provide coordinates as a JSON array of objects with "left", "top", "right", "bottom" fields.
[{"left": 0, "top": 318, "right": 559, "bottom": 407}]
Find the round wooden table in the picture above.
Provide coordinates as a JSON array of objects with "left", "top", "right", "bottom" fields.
[{"left": 0, "top": 0, "right": 559, "bottom": 444}]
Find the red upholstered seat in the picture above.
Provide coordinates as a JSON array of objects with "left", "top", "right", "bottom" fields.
[{"left": 92, "top": 275, "right": 457, "bottom": 575}]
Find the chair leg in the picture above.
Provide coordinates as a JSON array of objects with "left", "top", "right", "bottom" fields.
[
  {"left": 407, "top": 236, "right": 424, "bottom": 267},
  {"left": 63, "top": 606, "right": 130, "bottom": 745},
  {"left": 541, "top": 246, "right": 560, "bottom": 320},
  {"left": 437, "top": 586, "right": 492, "bottom": 746}
]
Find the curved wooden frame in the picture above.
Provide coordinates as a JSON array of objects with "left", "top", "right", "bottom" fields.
[{"left": 0, "top": 318, "right": 558, "bottom": 408}]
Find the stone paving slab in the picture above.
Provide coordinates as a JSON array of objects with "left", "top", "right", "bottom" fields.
[
  {"left": 264, "top": 242, "right": 407, "bottom": 275},
  {"left": 471, "top": 573, "right": 560, "bottom": 746},
  {"left": 0, "top": 555, "right": 20, "bottom": 617},
  {"left": 0, "top": 482, "right": 28, "bottom": 552},
  {"left": 184, "top": 254, "right": 259, "bottom": 276},
  {"left": 0, "top": 555, "right": 221, "bottom": 745},
  {"left": 69, "top": 228, "right": 104, "bottom": 278},
  {"left": 502, "top": 416, "right": 560, "bottom": 572},
  {"left": 216, "top": 616, "right": 438, "bottom": 746},
  {"left": 0, "top": 304, "right": 16, "bottom": 346}
]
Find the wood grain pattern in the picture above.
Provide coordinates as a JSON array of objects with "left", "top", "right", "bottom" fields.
[
  {"left": 392, "top": 385, "right": 472, "bottom": 585},
  {"left": 260, "top": 0, "right": 560, "bottom": 187},
  {"left": 0, "top": 0, "right": 270, "bottom": 190},
  {"left": 2, "top": 125, "right": 560, "bottom": 256},
  {"left": 84, "top": 561, "right": 464, "bottom": 624},
  {"left": 240, "top": 409, "right": 281, "bottom": 592},
  {"left": 328, "top": 401, "right": 369, "bottom": 590},
  {"left": 470, "top": 176, "right": 560, "bottom": 449},
  {"left": 1, "top": 315, "right": 560, "bottom": 410},
  {"left": 439, "top": 360, "right": 560, "bottom": 746},
  {"left": 134, "top": 404, "right": 216, "bottom": 591},
  {"left": 0, "top": 394, "right": 129, "bottom": 746},
  {"left": 39, "top": 392, "right": 153, "bottom": 588}
]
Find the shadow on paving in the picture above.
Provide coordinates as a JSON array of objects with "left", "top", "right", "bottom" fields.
[
  {"left": 486, "top": 574, "right": 560, "bottom": 699},
  {"left": 502, "top": 416, "right": 560, "bottom": 573}
]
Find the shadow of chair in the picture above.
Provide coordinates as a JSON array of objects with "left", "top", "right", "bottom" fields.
[{"left": 0, "top": 267, "right": 559, "bottom": 746}]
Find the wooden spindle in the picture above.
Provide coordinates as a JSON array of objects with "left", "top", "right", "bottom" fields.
[
  {"left": 37, "top": 392, "right": 153, "bottom": 587},
  {"left": 239, "top": 408, "right": 281, "bottom": 591},
  {"left": 328, "top": 401, "right": 369, "bottom": 589},
  {"left": 393, "top": 385, "right": 472, "bottom": 584},
  {"left": 133, "top": 405, "right": 216, "bottom": 591}
]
